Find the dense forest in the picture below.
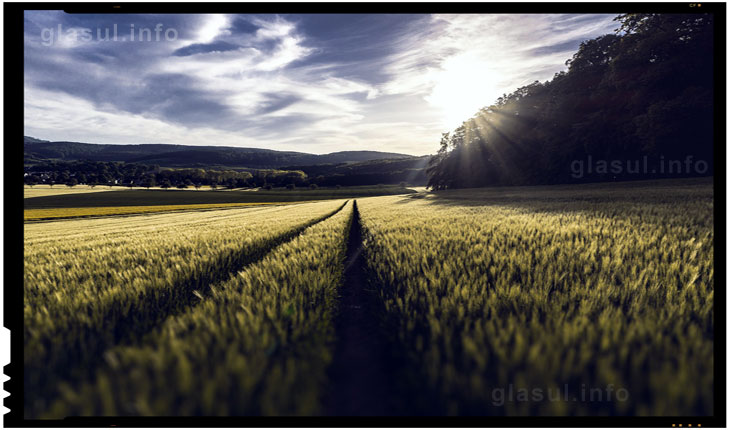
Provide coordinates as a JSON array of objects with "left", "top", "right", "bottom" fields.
[{"left": 427, "top": 13, "right": 714, "bottom": 189}]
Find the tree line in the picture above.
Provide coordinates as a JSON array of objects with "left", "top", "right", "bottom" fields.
[
  {"left": 23, "top": 160, "right": 312, "bottom": 189},
  {"left": 427, "top": 13, "right": 714, "bottom": 189},
  {"left": 283, "top": 157, "right": 430, "bottom": 187}
]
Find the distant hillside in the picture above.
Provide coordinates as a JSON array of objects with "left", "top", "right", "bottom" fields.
[
  {"left": 23, "top": 137, "right": 414, "bottom": 169},
  {"left": 23, "top": 136, "right": 50, "bottom": 144},
  {"left": 282, "top": 156, "right": 431, "bottom": 186}
]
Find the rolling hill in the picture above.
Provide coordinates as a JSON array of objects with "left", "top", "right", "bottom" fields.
[
  {"left": 282, "top": 156, "right": 431, "bottom": 186},
  {"left": 23, "top": 137, "right": 416, "bottom": 169}
]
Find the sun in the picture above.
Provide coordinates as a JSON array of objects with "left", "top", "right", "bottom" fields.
[{"left": 426, "top": 53, "right": 503, "bottom": 130}]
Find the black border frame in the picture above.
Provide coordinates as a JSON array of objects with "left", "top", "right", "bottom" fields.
[{"left": 5, "top": 2, "right": 726, "bottom": 428}]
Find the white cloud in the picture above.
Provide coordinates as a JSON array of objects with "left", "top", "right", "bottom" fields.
[
  {"left": 24, "top": 86, "right": 251, "bottom": 147},
  {"left": 152, "top": 16, "right": 379, "bottom": 141},
  {"left": 194, "top": 14, "right": 232, "bottom": 44}
]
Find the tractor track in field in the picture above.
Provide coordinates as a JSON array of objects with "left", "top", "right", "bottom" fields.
[
  {"left": 324, "top": 201, "right": 397, "bottom": 416},
  {"left": 113, "top": 200, "right": 350, "bottom": 339},
  {"left": 27, "top": 200, "right": 349, "bottom": 419}
]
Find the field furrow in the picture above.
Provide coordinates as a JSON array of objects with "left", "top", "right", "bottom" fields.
[{"left": 324, "top": 201, "right": 396, "bottom": 415}]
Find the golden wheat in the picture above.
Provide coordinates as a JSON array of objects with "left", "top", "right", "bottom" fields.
[{"left": 358, "top": 180, "right": 713, "bottom": 416}]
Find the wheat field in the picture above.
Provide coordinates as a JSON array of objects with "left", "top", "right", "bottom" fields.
[
  {"left": 358, "top": 179, "right": 713, "bottom": 416},
  {"left": 23, "top": 179, "right": 714, "bottom": 417}
]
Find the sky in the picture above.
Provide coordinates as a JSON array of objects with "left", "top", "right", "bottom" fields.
[{"left": 24, "top": 12, "right": 619, "bottom": 155}]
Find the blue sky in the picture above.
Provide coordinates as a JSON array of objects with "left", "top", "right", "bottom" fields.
[{"left": 24, "top": 12, "right": 619, "bottom": 155}]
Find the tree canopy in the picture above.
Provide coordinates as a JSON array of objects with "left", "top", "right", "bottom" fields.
[{"left": 427, "top": 13, "right": 714, "bottom": 189}]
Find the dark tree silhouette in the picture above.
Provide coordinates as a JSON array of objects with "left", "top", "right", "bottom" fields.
[{"left": 427, "top": 13, "right": 714, "bottom": 189}]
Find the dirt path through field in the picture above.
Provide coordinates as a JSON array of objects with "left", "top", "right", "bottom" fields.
[{"left": 324, "top": 201, "right": 396, "bottom": 415}]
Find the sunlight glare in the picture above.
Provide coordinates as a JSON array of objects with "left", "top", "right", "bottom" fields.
[{"left": 426, "top": 53, "right": 503, "bottom": 130}]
